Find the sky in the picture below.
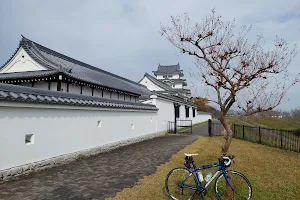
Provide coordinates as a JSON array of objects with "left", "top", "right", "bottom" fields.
[{"left": 0, "top": 0, "right": 300, "bottom": 110}]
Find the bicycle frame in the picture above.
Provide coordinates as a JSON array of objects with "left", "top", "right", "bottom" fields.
[{"left": 181, "top": 162, "right": 234, "bottom": 191}]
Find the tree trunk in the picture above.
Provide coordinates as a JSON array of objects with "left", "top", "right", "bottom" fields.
[
  {"left": 219, "top": 114, "right": 235, "bottom": 196},
  {"left": 219, "top": 114, "right": 233, "bottom": 155}
]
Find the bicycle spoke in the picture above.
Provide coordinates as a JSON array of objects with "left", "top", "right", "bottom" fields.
[
  {"left": 215, "top": 171, "right": 252, "bottom": 200},
  {"left": 166, "top": 168, "right": 197, "bottom": 200}
]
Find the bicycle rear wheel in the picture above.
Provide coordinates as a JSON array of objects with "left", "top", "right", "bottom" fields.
[
  {"left": 214, "top": 170, "right": 252, "bottom": 200},
  {"left": 165, "top": 168, "right": 198, "bottom": 200}
]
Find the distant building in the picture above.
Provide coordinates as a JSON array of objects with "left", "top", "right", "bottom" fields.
[{"left": 151, "top": 63, "right": 191, "bottom": 97}]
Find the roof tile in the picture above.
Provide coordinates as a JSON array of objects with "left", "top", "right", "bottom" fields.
[{"left": 0, "top": 83, "right": 157, "bottom": 110}]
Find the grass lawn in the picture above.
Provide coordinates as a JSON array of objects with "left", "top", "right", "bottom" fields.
[
  {"left": 230, "top": 117, "right": 300, "bottom": 130},
  {"left": 107, "top": 136, "right": 300, "bottom": 200}
]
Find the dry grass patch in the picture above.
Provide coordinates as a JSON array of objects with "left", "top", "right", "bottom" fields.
[
  {"left": 230, "top": 117, "right": 300, "bottom": 130},
  {"left": 107, "top": 136, "right": 300, "bottom": 200}
]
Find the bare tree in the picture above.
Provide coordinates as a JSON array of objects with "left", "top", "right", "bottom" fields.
[
  {"left": 161, "top": 9, "right": 299, "bottom": 155},
  {"left": 291, "top": 107, "right": 300, "bottom": 119}
]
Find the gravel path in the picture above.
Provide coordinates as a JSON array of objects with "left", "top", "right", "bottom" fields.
[{"left": 0, "top": 134, "right": 200, "bottom": 200}]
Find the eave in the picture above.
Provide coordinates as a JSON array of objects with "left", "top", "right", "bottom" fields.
[{"left": 0, "top": 71, "right": 142, "bottom": 97}]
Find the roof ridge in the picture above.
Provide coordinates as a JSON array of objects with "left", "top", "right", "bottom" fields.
[
  {"left": 144, "top": 73, "right": 174, "bottom": 90},
  {"left": 20, "top": 36, "right": 145, "bottom": 88}
]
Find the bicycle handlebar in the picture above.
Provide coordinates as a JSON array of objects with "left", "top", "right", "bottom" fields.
[{"left": 220, "top": 154, "right": 235, "bottom": 167}]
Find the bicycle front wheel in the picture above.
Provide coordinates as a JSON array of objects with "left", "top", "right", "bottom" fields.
[
  {"left": 214, "top": 170, "right": 252, "bottom": 200},
  {"left": 165, "top": 168, "right": 198, "bottom": 200}
]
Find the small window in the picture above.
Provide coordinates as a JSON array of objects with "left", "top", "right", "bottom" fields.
[
  {"left": 97, "top": 120, "right": 102, "bottom": 127},
  {"left": 163, "top": 75, "right": 167, "bottom": 78},
  {"left": 168, "top": 75, "right": 173, "bottom": 78},
  {"left": 175, "top": 105, "right": 180, "bottom": 118},
  {"left": 185, "top": 106, "right": 190, "bottom": 118},
  {"left": 25, "top": 134, "right": 34, "bottom": 145}
]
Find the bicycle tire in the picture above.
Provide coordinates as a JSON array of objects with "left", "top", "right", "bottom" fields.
[
  {"left": 214, "top": 170, "right": 252, "bottom": 200},
  {"left": 165, "top": 167, "right": 198, "bottom": 200}
]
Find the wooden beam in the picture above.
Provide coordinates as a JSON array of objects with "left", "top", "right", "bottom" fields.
[
  {"left": 92, "top": 88, "right": 94, "bottom": 96},
  {"left": 48, "top": 82, "right": 51, "bottom": 90},
  {"left": 80, "top": 85, "right": 83, "bottom": 94},
  {"left": 57, "top": 81, "right": 61, "bottom": 91},
  {"left": 67, "top": 83, "right": 69, "bottom": 92}
]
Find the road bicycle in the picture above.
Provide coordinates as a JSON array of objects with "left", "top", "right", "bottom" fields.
[{"left": 165, "top": 153, "right": 252, "bottom": 199}]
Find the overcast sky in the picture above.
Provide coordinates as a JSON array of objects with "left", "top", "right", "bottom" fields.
[{"left": 0, "top": 0, "right": 299, "bottom": 110}]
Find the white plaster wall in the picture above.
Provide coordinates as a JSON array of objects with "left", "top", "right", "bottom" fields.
[
  {"left": 139, "top": 77, "right": 164, "bottom": 91},
  {"left": 193, "top": 112, "right": 212, "bottom": 124},
  {"left": 156, "top": 75, "right": 164, "bottom": 79},
  {"left": 172, "top": 74, "right": 180, "bottom": 79},
  {"left": 50, "top": 82, "right": 57, "bottom": 91},
  {"left": 125, "top": 95, "right": 130, "bottom": 101},
  {"left": 69, "top": 83, "right": 81, "bottom": 94},
  {"left": 82, "top": 86, "right": 93, "bottom": 96},
  {"left": 130, "top": 96, "right": 134, "bottom": 102},
  {"left": 34, "top": 81, "right": 49, "bottom": 90},
  {"left": 0, "top": 104, "right": 160, "bottom": 171},
  {"left": 0, "top": 47, "right": 47, "bottom": 74},
  {"left": 19, "top": 82, "right": 33, "bottom": 87},
  {"left": 94, "top": 89, "right": 102, "bottom": 98},
  {"left": 61, "top": 82, "right": 68, "bottom": 92},
  {"left": 156, "top": 74, "right": 179, "bottom": 79},
  {"left": 19, "top": 81, "right": 55, "bottom": 91},
  {"left": 155, "top": 99, "right": 175, "bottom": 130},
  {"left": 174, "top": 83, "right": 183, "bottom": 89},
  {"left": 179, "top": 105, "right": 186, "bottom": 119},
  {"left": 111, "top": 92, "right": 118, "bottom": 100},
  {"left": 0, "top": 98, "right": 211, "bottom": 171},
  {"left": 103, "top": 90, "right": 110, "bottom": 98}
]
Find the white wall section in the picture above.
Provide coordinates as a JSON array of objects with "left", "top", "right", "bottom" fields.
[{"left": 0, "top": 97, "right": 211, "bottom": 172}]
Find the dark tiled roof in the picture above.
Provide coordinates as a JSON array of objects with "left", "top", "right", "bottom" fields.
[
  {"left": 153, "top": 63, "right": 182, "bottom": 74},
  {"left": 152, "top": 91, "right": 195, "bottom": 107},
  {"left": 0, "top": 83, "right": 158, "bottom": 110},
  {"left": 162, "top": 78, "right": 186, "bottom": 83},
  {"left": 143, "top": 73, "right": 174, "bottom": 91},
  {"left": 0, "top": 70, "right": 59, "bottom": 80},
  {"left": 173, "top": 88, "right": 191, "bottom": 94},
  {"left": 0, "top": 36, "right": 151, "bottom": 96}
]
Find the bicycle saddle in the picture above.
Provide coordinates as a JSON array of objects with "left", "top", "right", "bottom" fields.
[{"left": 184, "top": 153, "right": 199, "bottom": 156}]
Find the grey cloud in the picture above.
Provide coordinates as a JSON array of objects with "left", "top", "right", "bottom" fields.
[{"left": 0, "top": 0, "right": 299, "bottom": 109}]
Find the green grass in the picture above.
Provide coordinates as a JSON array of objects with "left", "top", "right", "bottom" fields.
[
  {"left": 230, "top": 117, "right": 300, "bottom": 130},
  {"left": 107, "top": 136, "right": 300, "bottom": 200}
]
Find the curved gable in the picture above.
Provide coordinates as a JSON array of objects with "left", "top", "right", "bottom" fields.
[
  {"left": 139, "top": 76, "right": 165, "bottom": 91},
  {"left": 0, "top": 47, "right": 48, "bottom": 74}
]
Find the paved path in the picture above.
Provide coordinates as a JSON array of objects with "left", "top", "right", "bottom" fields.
[
  {"left": 191, "top": 123, "right": 209, "bottom": 136},
  {"left": 0, "top": 134, "right": 201, "bottom": 200}
]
